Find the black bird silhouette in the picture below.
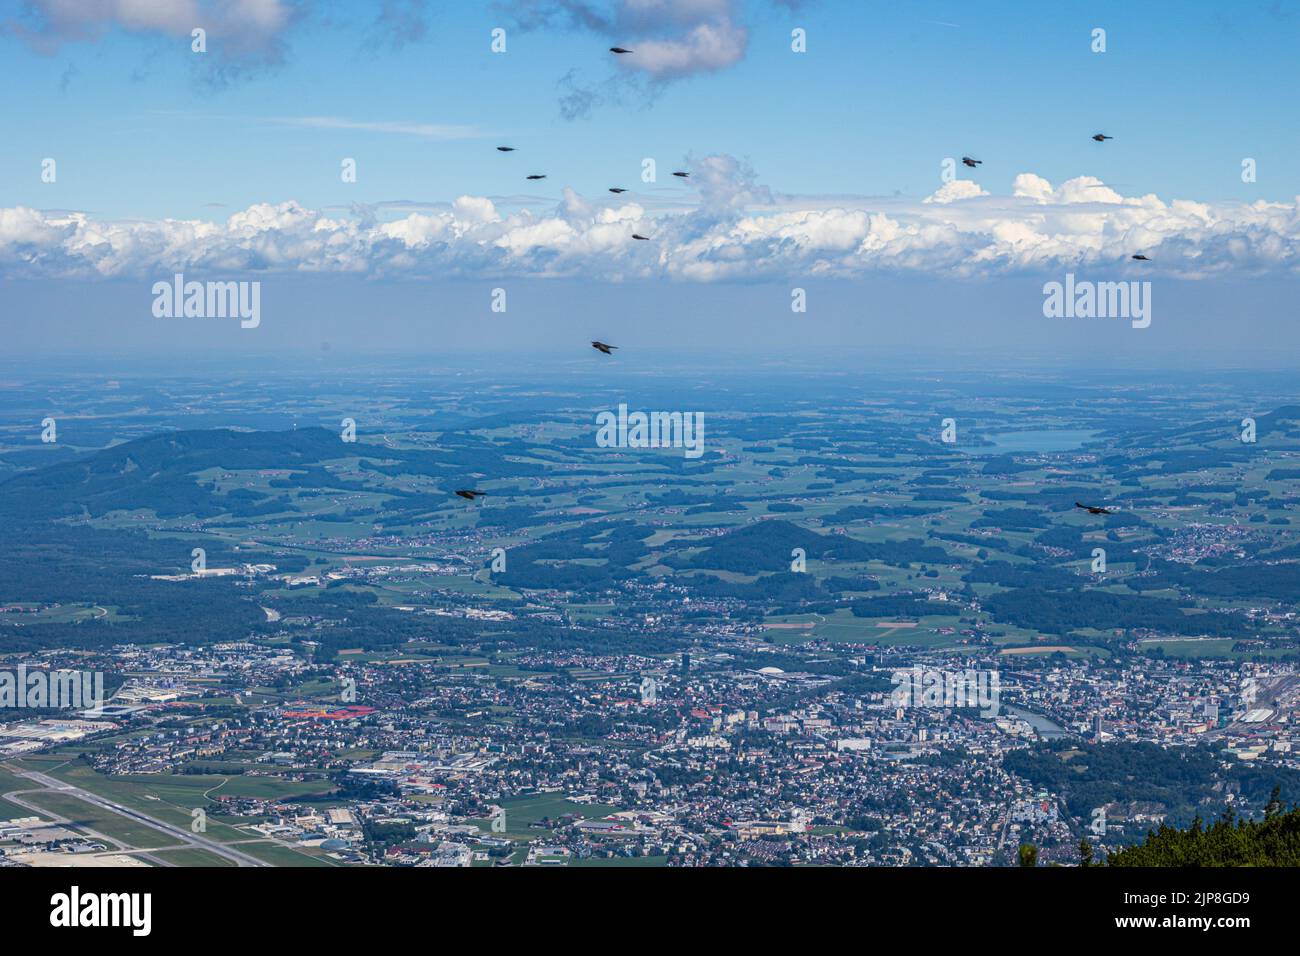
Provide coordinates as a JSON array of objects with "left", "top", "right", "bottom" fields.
[
  {"left": 961, "top": 157, "right": 982, "bottom": 168},
  {"left": 455, "top": 489, "right": 486, "bottom": 500},
  {"left": 591, "top": 341, "right": 618, "bottom": 355},
  {"left": 672, "top": 171, "right": 690, "bottom": 178},
  {"left": 526, "top": 174, "right": 546, "bottom": 180},
  {"left": 632, "top": 233, "right": 651, "bottom": 240},
  {"left": 610, "top": 47, "right": 633, "bottom": 54},
  {"left": 1131, "top": 254, "right": 1150, "bottom": 261},
  {"left": 496, "top": 146, "right": 516, "bottom": 152},
  {"left": 1092, "top": 133, "right": 1113, "bottom": 142},
  {"left": 1075, "top": 501, "right": 1114, "bottom": 516},
  {"left": 609, "top": 187, "right": 628, "bottom": 193}
]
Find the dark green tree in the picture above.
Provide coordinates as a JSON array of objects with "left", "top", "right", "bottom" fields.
[{"left": 1108, "top": 803, "right": 1300, "bottom": 866}]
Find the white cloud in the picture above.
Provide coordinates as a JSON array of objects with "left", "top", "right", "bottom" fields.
[
  {"left": 1014, "top": 173, "right": 1126, "bottom": 205},
  {"left": 7, "top": 0, "right": 298, "bottom": 82},
  {"left": 619, "top": 16, "right": 747, "bottom": 78},
  {"left": 923, "top": 179, "right": 988, "bottom": 204},
  {"left": 692, "top": 154, "right": 773, "bottom": 214},
  {"left": 3, "top": 162, "right": 1299, "bottom": 281},
  {"left": 10, "top": 0, "right": 294, "bottom": 47},
  {"left": 511, "top": 0, "right": 750, "bottom": 85}
]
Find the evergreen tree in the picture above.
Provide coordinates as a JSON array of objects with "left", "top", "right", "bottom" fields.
[{"left": 1108, "top": 802, "right": 1300, "bottom": 866}]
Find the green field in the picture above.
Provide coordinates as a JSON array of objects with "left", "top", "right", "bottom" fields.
[
  {"left": 765, "top": 608, "right": 967, "bottom": 648},
  {"left": 7, "top": 758, "right": 339, "bottom": 865},
  {"left": 147, "top": 846, "right": 240, "bottom": 867},
  {"left": 470, "top": 793, "right": 622, "bottom": 842},
  {"left": 21, "top": 791, "right": 185, "bottom": 849}
]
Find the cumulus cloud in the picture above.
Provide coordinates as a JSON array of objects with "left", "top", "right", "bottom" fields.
[
  {"left": 5, "top": 0, "right": 299, "bottom": 84},
  {"left": 923, "top": 179, "right": 988, "bottom": 204},
  {"left": 625, "top": 13, "right": 747, "bottom": 79},
  {"left": 8, "top": 0, "right": 295, "bottom": 46},
  {"left": 691, "top": 154, "right": 774, "bottom": 215},
  {"left": 507, "top": 0, "right": 765, "bottom": 115},
  {"left": 3, "top": 162, "right": 1299, "bottom": 282}
]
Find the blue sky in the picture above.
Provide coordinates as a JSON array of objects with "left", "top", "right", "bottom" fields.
[
  {"left": 1, "top": 1, "right": 1298, "bottom": 359},
  {"left": 4, "top": 0, "right": 1297, "bottom": 217}
]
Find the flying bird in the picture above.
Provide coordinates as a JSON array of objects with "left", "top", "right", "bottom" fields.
[
  {"left": 610, "top": 47, "right": 633, "bottom": 54},
  {"left": 591, "top": 341, "right": 618, "bottom": 355},
  {"left": 496, "top": 146, "right": 516, "bottom": 152},
  {"left": 1131, "top": 254, "right": 1150, "bottom": 261},
  {"left": 1075, "top": 501, "right": 1114, "bottom": 516},
  {"left": 961, "top": 157, "right": 982, "bottom": 168},
  {"left": 455, "top": 489, "right": 487, "bottom": 501},
  {"left": 632, "top": 233, "right": 651, "bottom": 240},
  {"left": 672, "top": 171, "right": 690, "bottom": 178},
  {"left": 609, "top": 187, "right": 628, "bottom": 193},
  {"left": 1092, "top": 133, "right": 1113, "bottom": 142},
  {"left": 526, "top": 174, "right": 546, "bottom": 180}
]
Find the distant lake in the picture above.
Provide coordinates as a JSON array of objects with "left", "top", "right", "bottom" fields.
[{"left": 973, "top": 429, "right": 1099, "bottom": 454}]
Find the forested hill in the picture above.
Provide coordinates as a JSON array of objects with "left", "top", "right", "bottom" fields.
[
  {"left": 0, "top": 427, "right": 351, "bottom": 519},
  {"left": 0, "top": 425, "right": 538, "bottom": 520},
  {"left": 1107, "top": 796, "right": 1300, "bottom": 866}
]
